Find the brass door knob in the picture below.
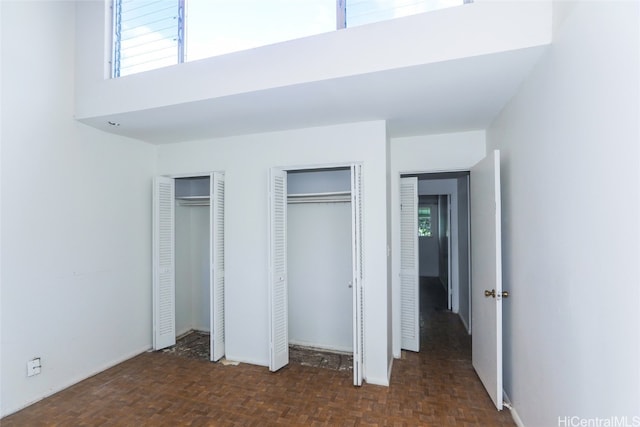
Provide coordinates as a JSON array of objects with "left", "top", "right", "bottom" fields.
[{"left": 484, "top": 289, "right": 509, "bottom": 298}]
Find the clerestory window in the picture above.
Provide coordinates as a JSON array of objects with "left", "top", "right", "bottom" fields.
[
  {"left": 111, "top": 0, "right": 467, "bottom": 78},
  {"left": 112, "top": 0, "right": 185, "bottom": 77}
]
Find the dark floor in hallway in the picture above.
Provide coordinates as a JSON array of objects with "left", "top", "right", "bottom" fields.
[{"left": 2, "top": 277, "right": 514, "bottom": 426}]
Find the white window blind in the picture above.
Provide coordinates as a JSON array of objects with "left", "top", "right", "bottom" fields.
[{"left": 112, "top": 0, "right": 185, "bottom": 77}]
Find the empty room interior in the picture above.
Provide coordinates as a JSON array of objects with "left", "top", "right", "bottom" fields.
[{"left": 1, "top": 1, "right": 639, "bottom": 426}]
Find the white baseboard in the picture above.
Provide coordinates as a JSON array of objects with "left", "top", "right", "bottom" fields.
[
  {"left": 223, "top": 354, "right": 268, "bottom": 367},
  {"left": 364, "top": 375, "right": 389, "bottom": 386},
  {"left": 503, "top": 391, "right": 526, "bottom": 427}
]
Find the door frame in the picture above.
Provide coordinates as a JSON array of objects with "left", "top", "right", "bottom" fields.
[
  {"left": 394, "top": 172, "right": 470, "bottom": 356},
  {"left": 152, "top": 171, "right": 226, "bottom": 362},
  {"left": 268, "top": 162, "right": 365, "bottom": 386},
  {"left": 394, "top": 159, "right": 503, "bottom": 410}
]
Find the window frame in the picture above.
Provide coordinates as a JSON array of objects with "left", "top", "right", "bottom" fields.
[{"left": 109, "top": 0, "right": 468, "bottom": 78}]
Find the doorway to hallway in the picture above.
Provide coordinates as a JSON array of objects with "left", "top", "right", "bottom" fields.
[
  {"left": 398, "top": 150, "right": 506, "bottom": 411},
  {"left": 400, "top": 171, "right": 471, "bottom": 356}
]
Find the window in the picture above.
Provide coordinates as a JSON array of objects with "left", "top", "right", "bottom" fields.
[
  {"left": 185, "top": 0, "right": 336, "bottom": 62},
  {"left": 345, "top": 0, "right": 466, "bottom": 28},
  {"left": 111, "top": 0, "right": 467, "bottom": 77},
  {"left": 112, "top": 0, "right": 185, "bottom": 77},
  {"left": 418, "top": 206, "right": 432, "bottom": 237}
]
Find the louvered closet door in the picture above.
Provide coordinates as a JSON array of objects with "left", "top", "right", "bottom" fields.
[
  {"left": 153, "top": 176, "right": 176, "bottom": 350},
  {"left": 269, "top": 169, "right": 288, "bottom": 371},
  {"left": 211, "top": 172, "right": 225, "bottom": 362},
  {"left": 400, "top": 177, "right": 419, "bottom": 352},
  {"left": 351, "top": 164, "right": 364, "bottom": 386}
]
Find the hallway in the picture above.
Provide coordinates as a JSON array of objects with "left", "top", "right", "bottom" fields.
[{"left": 2, "top": 278, "right": 514, "bottom": 426}]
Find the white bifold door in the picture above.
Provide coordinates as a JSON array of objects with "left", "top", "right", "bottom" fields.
[
  {"left": 400, "top": 177, "right": 419, "bottom": 352},
  {"left": 152, "top": 173, "right": 226, "bottom": 362},
  {"left": 470, "top": 150, "right": 504, "bottom": 410},
  {"left": 350, "top": 164, "right": 364, "bottom": 386},
  {"left": 268, "top": 169, "right": 289, "bottom": 372},
  {"left": 269, "top": 165, "right": 364, "bottom": 386},
  {"left": 152, "top": 177, "right": 176, "bottom": 350},
  {"left": 210, "top": 173, "right": 226, "bottom": 361}
]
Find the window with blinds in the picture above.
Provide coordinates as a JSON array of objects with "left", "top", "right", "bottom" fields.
[
  {"left": 112, "top": 0, "right": 184, "bottom": 77},
  {"left": 110, "top": 0, "right": 467, "bottom": 78}
]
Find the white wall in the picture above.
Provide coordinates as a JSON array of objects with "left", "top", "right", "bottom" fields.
[
  {"left": 175, "top": 204, "right": 210, "bottom": 335},
  {"left": 175, "top": 204, "right": 193, "bottom": 335},
  {"left": 0, "top": 1, "right": 156, "bottom": 417},
  {"left": 487, "top": 1, "right": 640, "bottom": 424},
  {"left": 0, "top": 0, "right": 4, "bottom": 416},
  {"left": 390, "top": 131, "right": 485, "bottom": 358},
  {"left": 437, "top": 195, "right": 448, "bottom": 287},
  {"left": 288, "top": 202, "right": 353, "bottom": 352},
  {"left": 287, "top": 170, "right": 353, "bottom": 352},
  {"left": 157, "top": 121, "right": 390, "bottom": 385},
  {"left": 189, "top": 207, "right": 210, "bottom": 332},
  {"left": 287, "top": 169, "right": 351, "bottom": 194},
  {"left": 456, "top": 176, "right": 470, "bottom": 332}
]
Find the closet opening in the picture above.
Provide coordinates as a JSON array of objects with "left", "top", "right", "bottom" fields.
[
  {"left": 152, "top": 173, "right": 226, "bottom": 363},
  {"left": 172, "top": 176, "right": 211, "bottom": 359},
  {"left": 269, "top": 164, "right": 364, "bottom": 386},
  {"left": 287, "top": 168, "right": 353, "bottom": 372}
]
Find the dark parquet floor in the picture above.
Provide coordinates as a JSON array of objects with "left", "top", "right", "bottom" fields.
[
  {"left": 161, "top": 330, "right": 353, "bottom": 372},
  {"left": 2, "top": 277, "right": 514, "bottom": 426}
]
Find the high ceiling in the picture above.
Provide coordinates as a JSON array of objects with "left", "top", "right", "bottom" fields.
[{"left": 79, "top": 41, "right": 547, "bottom": 145}]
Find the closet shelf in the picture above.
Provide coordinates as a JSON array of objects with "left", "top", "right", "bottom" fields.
[
  {"left": 176, "top": 195, "right": 210, "bottom": 206},
  {"left": 288, "top": 191, "right": 351, "bottom": 204},
  {"left": 176, "top": 195, "right": 210, "bottom": 201}
]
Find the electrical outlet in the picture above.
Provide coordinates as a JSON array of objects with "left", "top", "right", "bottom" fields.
[{"left": 27, "top": 358, "right": 41, "bottom": 377}]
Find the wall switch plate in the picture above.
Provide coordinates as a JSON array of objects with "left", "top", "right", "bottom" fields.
[{"left": 27, "top": 358, "right": 41, "bottom": 377}]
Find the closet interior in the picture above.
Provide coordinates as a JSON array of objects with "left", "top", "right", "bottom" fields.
[
  {"left": 172, "top": 176, "right": 211, "bottom": 359},
  {"left": 287, "top": 168, "right": 354, "bottom": 370}
]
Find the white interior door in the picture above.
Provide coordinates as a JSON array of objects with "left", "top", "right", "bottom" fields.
[
  {"left": 153, "top": 176, "right": 176, "bottom": 350},
  {"left": 269, "top": 169, "right": 289, "bottom": 371},
  {"left": 470, "top": 149, "right": 504, "bottom": 410},
  {"left": 400, "top": 177, "right": 419, "bottom": 352},
  {"left": 211, "top": 172, "right": 225, "bottom": 362},
  {"left": 351, "top": 164, "right": 364, "bottom": 386}
]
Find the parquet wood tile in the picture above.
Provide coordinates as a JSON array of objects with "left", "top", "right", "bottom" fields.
[{"left": 2, "top": 278, "right": 514, "bottom": 426}]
